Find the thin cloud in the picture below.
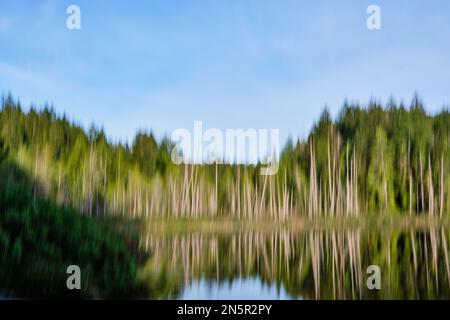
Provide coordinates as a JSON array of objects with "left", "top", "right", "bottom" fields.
[
  {"left": 0, "top": 17, "right": 12, "bottom": 31},
  {"left": 0, "top": 62, "right": 53, "bottom": 89}
]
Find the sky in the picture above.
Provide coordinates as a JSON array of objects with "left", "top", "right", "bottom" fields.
[{"left": 1, "top": 0, "right": 450, "bottom": 147}]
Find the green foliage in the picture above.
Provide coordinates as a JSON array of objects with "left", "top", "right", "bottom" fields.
[
  {"left": 0, "top": 160, "right": 140, "bottom": 298},
  {"left": 0, "top": 93, "right": 449, "bottom": 218}
]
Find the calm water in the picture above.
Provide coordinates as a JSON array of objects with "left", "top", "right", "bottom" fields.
[
  {"left": 138, "top": 227, "right": 450, "bottom": 299},
  {"left": 179, "top": 278, "right": 293, "bottom": 300}
]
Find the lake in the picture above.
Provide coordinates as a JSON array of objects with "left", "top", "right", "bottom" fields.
[
  {"left": 179, "top": 278, "right": 293, "bottom": 300},
  {"left": 137, "top": 224, "right": 450, "bottom": 299}
]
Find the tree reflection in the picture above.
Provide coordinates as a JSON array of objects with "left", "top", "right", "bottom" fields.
[{"left": 139, "top": 228, "right": 450, "bottom": 299}]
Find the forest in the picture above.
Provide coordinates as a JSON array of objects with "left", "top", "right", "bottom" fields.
[
  {"left": 1, "top": 92, "right": 449, "bottom": 298},
  {"left": 0, "top": 93, "right": 449, "bottom": 220}
]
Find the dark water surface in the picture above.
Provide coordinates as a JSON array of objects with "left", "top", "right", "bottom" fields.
[{"left": 138, "top": 227, "right": 450, "bottom": 299}]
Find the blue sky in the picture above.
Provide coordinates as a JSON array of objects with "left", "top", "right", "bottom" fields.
[{"left": 1, "top": 0, "right": 450, "bottom": 145}]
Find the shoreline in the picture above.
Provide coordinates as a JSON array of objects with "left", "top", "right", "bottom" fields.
[{"left": 133, "top": 215, "right": 450, "bottom": 234}]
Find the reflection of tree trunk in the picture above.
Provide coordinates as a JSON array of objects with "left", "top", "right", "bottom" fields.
[
  {"left": 140, "top": 227, "right": 450, "bottom": 299},
  {"left": 424, "top": 236, "right": 430, "bottom": 294},
  {"left": 430, "top": 229, "right": 438, "bottom": 290},
  {"left": 441, "top": 229, "right": 450, "bottom": 286},
  {"left": 309, "top": 232, "right": 321, "bottom": 299},
  {"left": 410, "top": 231, "right": 419, "bottom": 298},
  {"left": 331, "top": 231, "right": 338, "bottom": 299}
]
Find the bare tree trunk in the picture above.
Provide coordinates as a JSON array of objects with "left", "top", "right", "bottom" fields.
[
  {"left": 103, "top": 155, "right": 107, "bottom": 216},
  {"left": 420, "top": 153, "right": 425, "bottom": 212},
  {"left": 327, "top": 133, "right": 334, "bottom": 216},
  {"left": 428, "top": 153, "right": 434, "bottom": 216},
  {"left": 440, "top": 155, "right": 444, "bottom": 218}
]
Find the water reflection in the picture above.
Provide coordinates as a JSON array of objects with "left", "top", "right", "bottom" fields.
[
  {"left": 179, "top": 278, "right": 293, "bottom": 300},
  {"left": 138, "top": 228, "right": 450, "bottom": 299}
]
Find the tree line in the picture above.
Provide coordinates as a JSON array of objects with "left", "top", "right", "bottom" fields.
[{"left": 1, "top": 93, "right": 449, "bottom": 219}]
